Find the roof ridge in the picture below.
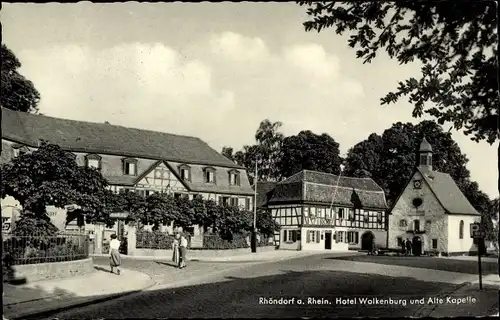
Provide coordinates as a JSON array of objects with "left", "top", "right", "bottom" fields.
[{"left": 2, "top": 107, "right": 203, "bottom": 141}]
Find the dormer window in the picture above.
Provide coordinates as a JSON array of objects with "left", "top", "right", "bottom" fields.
[
  {"left": 203, "top": 167, "right": 216, "bottom": 184},
  {"left": 12, "top": 144, "right": 29, "bottom": 158},
  {"left": 228, "top": 170, "right": 240, "bottom": 186},
  {"left": 85, "top": 154, "right": 102, "bottom": 169},
  {"left": 122, "top": 158, "right": 137, "bottom": 176},
  {"left": 178, "top": 164, "right": 191, "bottom": 181}
]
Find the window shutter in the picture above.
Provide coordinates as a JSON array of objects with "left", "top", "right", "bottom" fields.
[
  {"left": 228, "top": 172, "right": 232, "bottom": 185},
  {"left": 283, "top": 230, "right": 287, "bottom": 242},
  {"left": 316, "top": 231, "right": 320, "bottom": 243},
  {"left": 306, "top": 231, "right": 310, "bottom": 243},
  {"left": 213, "top": 171, "right": 217, "bottom": 184},
  {"left": 355, "top": 232, "right": 359, "bottom": 244},
  {"left": 236, "top": 174, "right": 240, "bottom": 185},
  {"left": 292, "top": 230, "right": 296, "bottom": 242}
]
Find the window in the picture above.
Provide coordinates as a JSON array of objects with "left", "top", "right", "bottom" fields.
[
  {"left": 425, "top": 220, "right": 432, "bottom": 229},
  {"left": 336, "top": 231, "right": 345, "bottom": 243},
  {"left": 307, "top": 230, "right": 319, "bottom": 243},
  {"left": 85, "top": 154, "right": 102, "bottom": 169},
  {"left": 182, "top": 194, "right": 190, "bottom": 200},
  {"left": 194, "top": 194, "right": 203, "bottom": 200},
  {"left": 432, "top": 239, "right": 438, "bottom": 249},
  {"left": 348, "top": 209, "right": 355, "bottom": 221},
  {"left": 347, "top": 231, "right": 359, "bottom": 244},
  {"left": 412, "top": 198, "right": 423, "bottom": 208},
  {"left": 285, "top": 230, "right": 297, "bottom": 243},
  {"left": 174, "top": 193, "right": 182, "bottom": 199},
  {"left": 137, "top": 190, "right": 146, "bottom": 198},
  {"left": 230, "top": 197, "right": 239, "bottom": 207},
  {"left": 420, "top": 154, "right": 428, "bottom": 166},
  {"left": 459, "top": 220, "right": 464, "bottom": 239},
  {"left": 220, "top": 196, "right": 230, "bottom": 206},
  {"left": 399, "top": 220, "right": 407, "bottom": 228},
  {"left": 377, "top": 212, "right": 383, "bottom": 224},
  {"left": 245, "top": 198, "right": 251, "bottom": 210},
  {"left": 397, "top": 237, "right": 403, "bottom": 246},
  {"left": 338, "top": 208, "right": 344, "bottom": 219},
  {"left": 179, "top": 165, "right": 191, "bottom": 181},
  {"left": 123, "top": 158, "right": 137, "bottom": 175},
  {"left": 204, "top": 167, "right": 216, "bottom": 183},
  {"left": 228, "top": 170, "right": 240, "bottom": 186},
  {"left": 145, "top": 190, "right": 152, "bottom": 197},
  {"left": 414, "top": 219, "right": 420, "bottom": 231}
]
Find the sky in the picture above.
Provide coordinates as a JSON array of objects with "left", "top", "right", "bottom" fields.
[{"left": 1, "top": 2, "right": 497, "bottom": 199}]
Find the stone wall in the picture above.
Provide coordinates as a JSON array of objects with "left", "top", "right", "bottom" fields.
[
  {"left": 12, "top": 258, "right": 94, "bottom": 283},
  {"left": 128, "top": 246, "right": 276, "bottom": 258}
]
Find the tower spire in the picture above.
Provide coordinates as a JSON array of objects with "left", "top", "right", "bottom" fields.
[{"left": 418, "top": 137, "right": 433, "bottom": 172}]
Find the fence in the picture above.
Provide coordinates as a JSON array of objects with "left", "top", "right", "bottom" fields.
[{"left": 2, "top": 231, "right": 89, "bottom": 265}]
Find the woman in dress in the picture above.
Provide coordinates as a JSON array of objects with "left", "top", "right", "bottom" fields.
[
  {"left": 109, "top": 234, "right": 121, "bottom": 275},
  {"left": 172, "top": 233, "right": 180, "bottom": 268}
]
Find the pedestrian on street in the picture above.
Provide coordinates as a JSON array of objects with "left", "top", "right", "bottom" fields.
[
  {"left": 172, "top": 233, "right": 180, "bottom": 268},
  {"left": 401, "top": 239, "right": 407, "bottom": 255},
  {"left": 405, "top": 237, "right": 412, "bottom": 256},
  {"left": 109, "top": 234, "right": 121, "bottom": 275},
  {"left": 179, "top": 234, "right": 188, "bottom": 269}
]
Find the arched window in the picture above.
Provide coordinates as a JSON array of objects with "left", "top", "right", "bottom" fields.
[
  {"left": 399, "top": 220, "right": 407, "bottom": 228},
  {"left": 459, "top": 220, "right": 464, "bottom": 239},
  {"left": 413, "top": 219, "right": 420, "bottom": 232}
]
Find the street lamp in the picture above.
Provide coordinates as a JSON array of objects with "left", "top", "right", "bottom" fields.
[
  {"left": 329, "top": 163, "right": 345, "bottom": 231},
  {"left": 251, "top": 158, "right": 258, "bottom": 253}
]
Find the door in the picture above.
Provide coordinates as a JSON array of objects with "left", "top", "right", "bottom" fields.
[
  {"left": 324, "top": 232, "right": 332, "bottom": 250},
  {"left": 361, "top": 231, "right": 375, "bottom": 250},
  {"left": 412, "top": 236, "right": 422, "bottom": 256}
]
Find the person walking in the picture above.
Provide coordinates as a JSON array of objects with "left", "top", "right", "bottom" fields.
[
  {"left": 405, "top": 237, "right": 412, "bottom": 256},
  {"left": 172, "top": 233, "right": 180, "bottom": 268},
  {"left": 401, "top": 239, "right": 407, "bottom": 256},
  {"left": 109, "top": 234, "right": 121, "bottom": 275},
  {"left": 179, "top": 234, "right": 188, "bottom": 269}
]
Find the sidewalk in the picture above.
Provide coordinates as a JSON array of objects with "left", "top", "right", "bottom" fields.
[
  {"left": 426, "top": 282, "right": 499, "bottom": 317},
  {"left": 3, "top": 266, "right": 155, "bottom": 320},
  {"left": 437, "top": 255, "right": 499, "bottom": 263}
]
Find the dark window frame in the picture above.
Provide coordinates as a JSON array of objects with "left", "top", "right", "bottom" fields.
[{"left": 122, "top": 158, "right": 138, "bottom": 176}]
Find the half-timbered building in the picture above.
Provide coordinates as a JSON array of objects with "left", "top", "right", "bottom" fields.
[
  {"left": 1, "top": 107, "right": 254, "bottom": 239},
  {"left": 259, "top": 170, "right": 388, "bottom": 251}
]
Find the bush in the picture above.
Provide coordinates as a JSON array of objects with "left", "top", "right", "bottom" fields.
[
  {"left": 202, "top": 233, "right": 249, "bottom": 250},
  {"left": 136, "top": 230, "right": 174, "bottom": 250}
]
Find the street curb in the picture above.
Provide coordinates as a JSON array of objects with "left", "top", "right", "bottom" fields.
[
  {"left": 412, "top": 282, "right": 472, "bottom": 317},
  {"left": 8, "top": 268, "right": 157, "bottom": 320}
]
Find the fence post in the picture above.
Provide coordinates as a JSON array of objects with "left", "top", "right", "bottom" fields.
[
  {"left": 94, "top": 223, "right": 105, "bottom": 255},
  {"left": 127, "top": 225, "right": 137, "bottom": 256}
]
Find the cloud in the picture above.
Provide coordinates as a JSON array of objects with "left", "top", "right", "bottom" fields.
[{"left": 17, "top": 32, "right": 366, "bottom": 157}]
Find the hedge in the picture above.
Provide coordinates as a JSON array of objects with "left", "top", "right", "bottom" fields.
[{"left": 135, "top": 230, "right": 273, "bottom": 250}]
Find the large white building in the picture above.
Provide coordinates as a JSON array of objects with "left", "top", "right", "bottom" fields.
[
  {"left": 388, "top": 138, "right": 482, "bottom": 256},
  {"left": 257, "top": 170, "right": 388, "bottom": 251}
]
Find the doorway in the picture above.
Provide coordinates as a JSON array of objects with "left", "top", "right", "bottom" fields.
[
  {"left": 412, "top": 236, "right": 422, "bottom": 256},
  {"left": 324, "top": 231, "right": 332, "bottom": 250},
  {"left": 361, "top": 231, "right": 375, "bottom": 250}
]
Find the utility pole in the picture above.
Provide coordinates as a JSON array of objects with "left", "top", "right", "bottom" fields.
[{"left": 251, "top": 158, "right": 258, "bottom": 253}]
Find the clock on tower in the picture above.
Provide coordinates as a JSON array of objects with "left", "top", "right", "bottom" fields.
[{"left": 413, "top": 180, "right": 422, "bottom": 189}]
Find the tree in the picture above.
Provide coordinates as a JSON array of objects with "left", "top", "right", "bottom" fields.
[
  {"left": 1, "top": 142, "right": 110, "bottom": 235},
  {"left": 344, "top": 121, "right": 487, "bottom": 209},
  {"left": 256, "top": 208, "right": 280, "bottom": 237},
  {"left": 233, "top": 119, "right": 285, "bottom": 184},
  {"left": 1, "top": 44, "right": 41, "bottom": 113},
  {"left": 277, "top": 130, "right": 342, "bottom": 178},
  {"left": 221, "top": 147, "right": 235, "bottom": 162},
  {"left": 299, "top": 1, "right": 497, "bottom": 144}
]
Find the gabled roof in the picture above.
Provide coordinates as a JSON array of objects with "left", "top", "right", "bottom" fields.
[
  {"left": 1, "top": 107, "right": 243, "bottom": 169},
  {"left": 255, "top": 181, "right": 278, "bottom": 208},
  {"left": 417, "top": 168, "right": 480, "bottom": 216},
  {"left": 267, "top": 170, "right": 387, "bottom": 210}
]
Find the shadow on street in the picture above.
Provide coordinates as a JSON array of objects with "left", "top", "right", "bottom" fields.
[
  {"left": 327, "top": 255, "right": 498, "bottom": 275},
  {"left": 42, "top": 269, "right": 495, "bottom": 319}
]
